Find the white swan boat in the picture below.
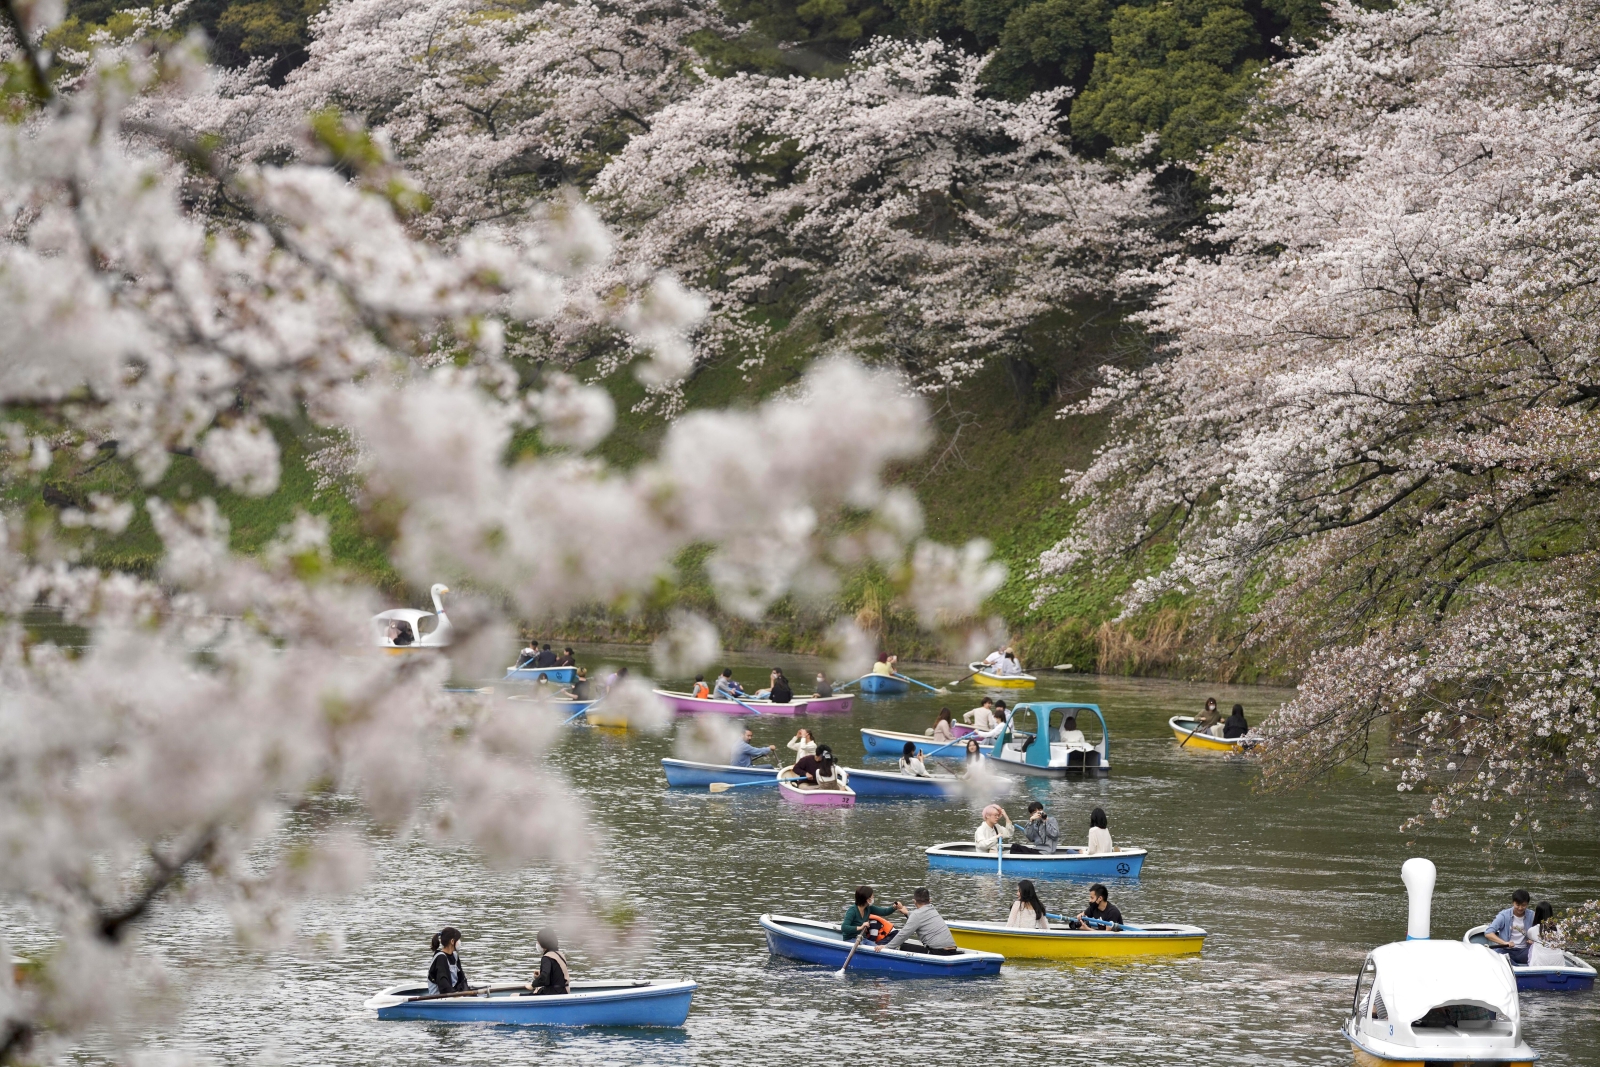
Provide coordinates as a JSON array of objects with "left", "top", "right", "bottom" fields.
[
  {"left": 372, "top": 583, "right": 453, "bottom": 652},
  {"left": 1343, "top": 859, "right": 1538, "bottom": 1065}
]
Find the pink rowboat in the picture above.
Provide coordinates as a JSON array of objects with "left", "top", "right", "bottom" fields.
[
  {"left": 777, "top": 780, "right": 856, "bottom": 806},
  {"left": 652, "top": 690, "right": 855, "bottom": 716}
]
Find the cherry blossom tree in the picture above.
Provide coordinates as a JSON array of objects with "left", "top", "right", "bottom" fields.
[
  {"left": 1043, "top": 0, "right": 1600, "bottom": 892},
  {"left": 0, "top": 6, "right": 1007, "bottom": 1060},
  {"left": 594, "top": 38, "right": 1169, "bottom": 399}
]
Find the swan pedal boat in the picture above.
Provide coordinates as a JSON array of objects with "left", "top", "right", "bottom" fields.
[
  {"left": 653, "top": 689, "right": 854, "bottom": 716},
  {"left": 926, "top": 842, "right": 1147, "bottom": 880},
  {"left": 1464, "top": 925, "right": 1596, "bottom": 991},
  {"left": 945, "top": 918, "right": 1205, "bottom": 959},
  {"left": 364, "top": 978, "right": 696, "bottom": 1026},
  {"left": 758, "top": 915, "right": 1002, "bottom": 977},
  {"left": 1169, "top": 716, "right": 1254, "bottom": 753},
  {"left": 968, "top": 662, "right": 1036, "bottom": 688},
  {"left": 372, "top": 584, "right": 453, "bottom": 653}
]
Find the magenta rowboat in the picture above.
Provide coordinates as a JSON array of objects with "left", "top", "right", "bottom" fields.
[
  {"left": 778, "top": 780, "right": 856, "bottom": 806},
  {"left": 653, "top": 690, "right": 855, "bottom": 716}
]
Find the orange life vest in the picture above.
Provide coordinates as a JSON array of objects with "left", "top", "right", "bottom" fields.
[
  {"left": 692, "top": 682, "right": 711, "bottom": 699},
  {"left": 861, "top": 914, "right": 894, "bottom": 944}
]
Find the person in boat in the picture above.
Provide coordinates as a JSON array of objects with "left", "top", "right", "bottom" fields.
[
  {"left": 982, "top": 649, "right": 1005, "bottom": 669},
  {"left": 963, "top": 697, "right": 997, "bottom": 730},
  {"left": 975, "top": 804, "right": 1015, "bottom": 853},
  {"left": 524, "top": 928, "right": 571, "bottom": 996},
  {"left": 532, "top": 643, "right": 557, "bottom": 668},
  {"left": 556, "top": 647, "right": 576, "bottom": 667},
  {"left": 1069, "top": 884, "right": 1124, "bottom": 931},
  {"left": 974, "top": 706, "right": 1008, "bottom": 741},
  {"left": 814, "top": 672, "right": 833, "bottom": 698},
  {"left": 691, "top": 674, "right": 712, "bottom": 699},
  {"left": 994, "top": 648, "right": 1024, "bottom": 676},
  {"left": 571, "top": 668, "right": 590, "bottom": 700},
  {"left": 391, "top": 620, "right": 414, "bottom": 646},
  {"left": 1197, "top": 697, "right": 1221, "bottom": 731},
  {"left": 713, "top": 668, "right": 748, "bottom": 701},
  {"left": 929, "top": 707, "right": 956, "bottom": 742},
  {"left": 787, "top": 727, "right": 818, "bottom": 763},
  {"left": 1015, "top": 800, "right": 1059, "bottom": 854},
  {"left": 1085, "top": 807, "right": 1114, "bottom": 855},
  {"left": 842, "top": 885, "right": 906, "bottom": 943},
  {"left": 899, "top": 741, "right": 931, "bottom": 777},
  {"left": 759, "top": 669, "right": 792, "bottom": 704},
  {"left": 427, "top": 926, "right": 471, "bottom": 995},
  {"left": 792, "top": 742, "right": 833, "bottom": 783},
  {"left": 1485, "top": 889, "right": 1534, "bottom": 965},
  {"left": 871, "top": 654, "right": 897, "bottom": 677},
  {"left": 1008, "top": 879, "right": 1051, "bottom": 930},
  {"left": 1059, "top": 715, "right": 1088, "bottom": 747},
  {"left": 885, "top": 887, "right": 959, "bottom": 955},
  {"left": 1528, "top": 902, "right": 1567, "bottom": 967},
  {"left": 1222, "top": 703, "right": 1249, "bottom": 739},
  {"left": 813, "top": 749, "right": 845, "bottom": 790},
  {"left": 731, "top": 727, "right": 777, "bottom": 768},
  {"left": 963, "top": 738, "right": 987, "bottom": 775},
  {"left": 518, "top": 642, "right": 538, "bottom": 666}
]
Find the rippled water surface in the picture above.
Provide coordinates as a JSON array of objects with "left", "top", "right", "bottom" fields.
[{"left": 81, "top": 651, "right": 1600, "bottom": 1064}]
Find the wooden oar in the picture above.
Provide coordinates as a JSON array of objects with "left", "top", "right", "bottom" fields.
[
  {"left": 944, "top": 667, "right": 983, "bottom": 688},
  {"left": 708, "top": 777, "right": 803, "bottom": 793},
  {"left": 832, "top": 674, "right": 872, "bottom": 691},
  {"left": 837, "top": 924, "right": 871, "bottom": 975},
  {"left": 405, "top": 982, "right": 527, "bottom": 1003}
]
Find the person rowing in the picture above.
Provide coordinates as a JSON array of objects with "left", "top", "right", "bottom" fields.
[
  {"left": 899, "top": 741, "right": 931, "bottom": 777},
  {"left": 713, "top": 668, "right": 748, "bottom": 701},
  {"left": 731, "top": 726, "right": 777, "bottom": 768},
  {"left": 524, "top": 929, "right": 571, "bottom": 995},
  {"left": 427, "top": 926, "right": 472, "bottom": 995},
  {"left": 1068, "top": 884, "right": 1123, "bottom": 931},
  {"left": 871, "top": 653, "right": 897, "bottom": 677},
  {"left": 884, "top": 887, "right": 959, "bottom": 954},
  {"left": 842, "top": 885, "right": 906, "bottom": 944}
]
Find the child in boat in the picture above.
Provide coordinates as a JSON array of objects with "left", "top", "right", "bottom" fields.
[
  {"left": 1007, "top": 880, "right": 1051, "bottom": 930},
  {"left": 1085, "top": 807, "right": 1114, "bottom": 854},
  {"left": 886, "top": 887, "right": 959, "bottom": 954},
  {"left": 691, "top": 674, "right": 711, "bottom": 699},
  {"left": 524, "top": 929, "right": 571, "bottom": 995},
  {"left": 899, "top": 742, "right": 931, "bottom": 777},
  {"left": 842, "top": 886, "right": 905, "bottom": 942},
  {"left": 929, "top": 708, "right": 955, "bottom": 742},
  {"left": 1069, "top": 884, "right": 1123, "bottom": 931},
  {"left": 427, "top": 927, "right": 471, "bottom": 995}
]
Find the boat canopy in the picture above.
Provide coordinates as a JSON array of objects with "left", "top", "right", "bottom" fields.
[
  {"left": 1365, "top": 940, "right": 1519, "bottom": 1028},
  {"left": 995, "top": 702, "right": 1107, "bottom": 770}
]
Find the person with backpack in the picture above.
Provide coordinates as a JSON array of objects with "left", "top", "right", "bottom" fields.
[
  {"left": 426, "top": 927, "right": 471, "bottom": 995},
  {"left": 524, "top": 929, "right": 571, "bottom": 995}
]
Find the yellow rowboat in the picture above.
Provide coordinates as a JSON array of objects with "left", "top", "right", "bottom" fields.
[
  {"left": 945, "top": 919, "right": 1205, "bottom": 960},
  {"left": 968, "top": 662, "right": 1036, "bottom": 688},
  {"left": 1168, "top": 716, "right": 1250, "bottom": 753}
]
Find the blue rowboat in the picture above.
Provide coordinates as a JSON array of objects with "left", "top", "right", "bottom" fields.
[
  {"left": 841, "top": 765, "right": 960, "bottom": 798},
  {"left": 364, "top": 978, "right": 696, "bottom": 1026},
  {"left": 857, "top": 674, "right": 911, "bottom": 695},
  {"left": 504, "top": 666, "right": 578, "bottom": 684},
  {"left": 661, "top": 758, "right": 777, "bottom": 788},
  {"left": 1465, "top": 925, "right": 1598, "bottom": 991},
  {"left": 758, "top": 915, "right": 1003, "bottom": 977},
  {"left": 860, "top": 728, "right": 973, "bottom": 760},
  {"left": 925, "top": 842, "right": 1148, "bottom": 880}
]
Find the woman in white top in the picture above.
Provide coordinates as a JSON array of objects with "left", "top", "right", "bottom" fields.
[
  {"left": 1528, "top": 902, "right": 1568, "bottom": 967},
  {"left": 898, "top": 742, "right": 931, "bottom": 777},
  {"left": 786, "top": 727, "right": 817, "bottom": 762},
  {"left": 1085, "top": 807, "right": 1114, "bottom": 855},
  {"left": 962, "top": 738, "right": 987, "bottom": 776},
  {"left": 1007, "top": 879, "right": 1052, "bottom": 930}
]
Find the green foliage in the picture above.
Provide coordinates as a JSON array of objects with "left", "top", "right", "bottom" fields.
[{"left": 62, "top": 0, "right": 325, "bottom": 71}]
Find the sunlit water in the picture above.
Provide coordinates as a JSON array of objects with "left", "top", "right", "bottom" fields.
[{"left": 33, "top": 649, "right": 1600, "bottom": 1065}]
